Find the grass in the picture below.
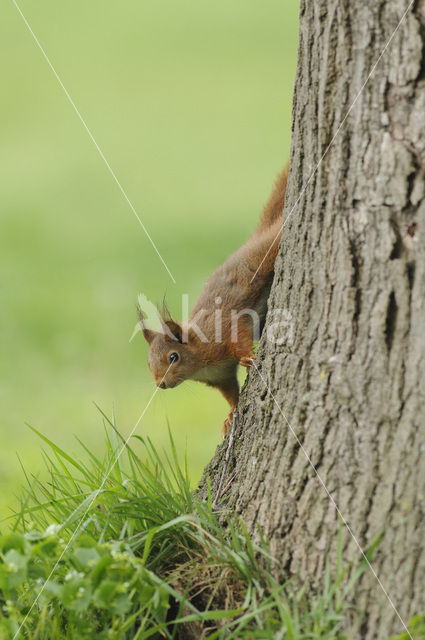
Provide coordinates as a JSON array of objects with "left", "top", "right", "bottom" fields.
[
  {"left": 0, "top": 0, "right": 298, "bottom": 516},
  {"left": 0, "top": 415, "right": 382, "bottom": 640}
]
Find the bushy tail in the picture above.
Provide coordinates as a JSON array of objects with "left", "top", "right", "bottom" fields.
[{"left": 256, "top": 164, "right": 288, "bottom": 233}]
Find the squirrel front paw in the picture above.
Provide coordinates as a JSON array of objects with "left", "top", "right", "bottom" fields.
[
  {"left": 239, "top": 355, "right": 257, "bottom": 369},
  {"left": 222, "top": 411, "right": 234, "bottom": 438}
]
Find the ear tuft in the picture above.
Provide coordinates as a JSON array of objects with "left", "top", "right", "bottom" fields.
[{"left": 159, "top": 297, "right": 183, "bottom": 342}]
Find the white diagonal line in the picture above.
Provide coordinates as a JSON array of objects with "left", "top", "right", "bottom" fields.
[
  {"left": 250, "top": 0, "right": 415, "bottom": 284},
  {"left": 12, "top": 0, "right": 176, "bottom": 284},
  {"left": 12, "top": 364, "right": 172, "bottom": 639},
  {"left": 252, "top": 361, "right": 412, "bottom": 639}
]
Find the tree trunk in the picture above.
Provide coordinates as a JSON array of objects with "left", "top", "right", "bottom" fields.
[{"left": 200, "top": 1, "right": 425, "bottom": 637}]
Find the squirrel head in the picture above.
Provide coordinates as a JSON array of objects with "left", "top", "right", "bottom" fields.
[{"left": 137, "top": 305, "right": 201, "bottom": 389}]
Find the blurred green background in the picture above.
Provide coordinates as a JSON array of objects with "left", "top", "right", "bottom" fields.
[{"left": 0, "top": 0, "right": 298, "bottom": 517}]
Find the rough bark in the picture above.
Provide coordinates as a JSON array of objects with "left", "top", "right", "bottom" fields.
[{"left": 199, "top": 1, "right": 425, "bottom": 637}]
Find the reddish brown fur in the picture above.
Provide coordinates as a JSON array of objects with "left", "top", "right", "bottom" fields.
[{"left": 139, "top": 165, "right": 288, "bottom": 436}]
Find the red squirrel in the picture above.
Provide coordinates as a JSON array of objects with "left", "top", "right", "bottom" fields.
[{"left": 138, "top": 167, "right": 288, "bottom": 435}]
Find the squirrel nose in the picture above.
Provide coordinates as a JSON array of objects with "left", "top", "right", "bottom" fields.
[{"left": 158, "top": 381, "right": 166, "bottom": 389}]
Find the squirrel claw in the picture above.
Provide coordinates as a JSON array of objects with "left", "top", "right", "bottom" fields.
[{"left": 239, "top": 355, "right": 257, "bottom": 369}]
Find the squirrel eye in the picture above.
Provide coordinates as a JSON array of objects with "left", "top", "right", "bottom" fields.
[{"left": 169, "top": 352, "right": 179, "bottom": 364}]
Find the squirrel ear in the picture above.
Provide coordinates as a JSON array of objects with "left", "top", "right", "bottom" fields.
[
  {"left": 137, "top": 305, "right": 156, "bottom": 345},
  {"left": 158, "top": 299, "right": 183, "bottom": 342},
  {"left": 157, "top": 299, "right": 183, "bottom": 342},
  {"left": 142, "top": 327, "right": 156, "bottom": 344},
  {"left": 161, "top": 319, "right": 183, "bottom": 343}
]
